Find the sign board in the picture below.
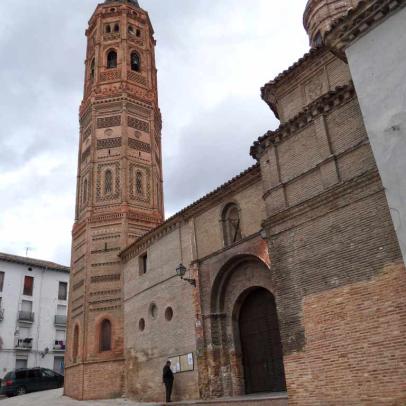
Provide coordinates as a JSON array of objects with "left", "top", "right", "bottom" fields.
[{"left": 168, "top": 353, "right": 194, "bottom": 374}]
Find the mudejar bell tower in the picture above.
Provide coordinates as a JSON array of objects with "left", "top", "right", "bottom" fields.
[{"left": 65, "top": 0, "right": 164, "bottom": 399}]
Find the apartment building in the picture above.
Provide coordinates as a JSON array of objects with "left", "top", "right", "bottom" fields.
[{"left": 0, "top": 253, "right": 69, "bottom": 378}]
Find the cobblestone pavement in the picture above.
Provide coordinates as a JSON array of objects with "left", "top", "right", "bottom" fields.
[{"left": 0, "top": 389, "right": 162, "bottom": 406}]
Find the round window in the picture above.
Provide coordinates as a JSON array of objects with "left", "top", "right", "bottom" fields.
[
  {"left": 139, "top": 318, "right": 145, "bottom": 331},
  {"left": 165, "top": 307, "right": 173, "bottom": 321},
  {"left": 149, "top": 303, "right": 158, "bottom": 319}
]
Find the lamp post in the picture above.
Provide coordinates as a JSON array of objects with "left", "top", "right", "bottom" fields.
[{"left": 176, "top": 263, "right": 196, "bottom": 287}]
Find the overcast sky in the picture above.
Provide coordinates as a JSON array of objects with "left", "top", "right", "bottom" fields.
[{"left": 0, "top": 0, "right": 309, "bottom": 266}]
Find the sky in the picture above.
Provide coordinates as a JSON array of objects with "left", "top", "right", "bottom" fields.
[{"left": 0, "top": 0, "right": 309, "bottom": 266}]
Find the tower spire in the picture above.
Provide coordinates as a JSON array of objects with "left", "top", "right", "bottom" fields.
[{"left": 104, "top": 0, "right": 140, "bottom": 7}]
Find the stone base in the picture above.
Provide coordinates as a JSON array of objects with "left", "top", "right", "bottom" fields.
[{"left": 169, "top": 393, "right": 288, "bottom": 406}]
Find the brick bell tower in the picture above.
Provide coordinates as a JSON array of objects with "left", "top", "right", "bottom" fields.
[{"left": 65, "top": 0, "right": 163, "bottom": 400}]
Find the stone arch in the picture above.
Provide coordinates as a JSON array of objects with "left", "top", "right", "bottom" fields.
[{"left": 207, "top": 254, "right": 284, "bottom": 397}]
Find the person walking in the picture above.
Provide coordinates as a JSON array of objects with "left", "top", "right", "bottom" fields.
[{"left": 162, "top": 360, "right": 174, "bottom": 403}]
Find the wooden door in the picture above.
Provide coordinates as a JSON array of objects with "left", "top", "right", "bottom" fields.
[{"left": 239, "top": 288, "right": 287, "bottom": 394}]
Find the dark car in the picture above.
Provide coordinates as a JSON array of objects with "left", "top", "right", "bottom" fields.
[{"left": 0, "top": 367, "right": 64, "bottom": 397}]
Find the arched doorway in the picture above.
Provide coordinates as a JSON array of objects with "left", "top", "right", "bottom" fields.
[{"left": 239, "top": 288, "right": 286, "bottom": 394}]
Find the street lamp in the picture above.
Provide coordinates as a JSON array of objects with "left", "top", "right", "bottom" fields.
[{"left": 176, "top": 263, "right": 196, "bottom": 287}]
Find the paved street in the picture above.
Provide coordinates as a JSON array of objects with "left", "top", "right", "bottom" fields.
[{"left": 0, "top": 389, "right": 162, "bottom": 406}]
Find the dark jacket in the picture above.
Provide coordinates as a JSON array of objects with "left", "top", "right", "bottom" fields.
[{"left": 163, "top": 365, "right": 174, "bottom": 383}]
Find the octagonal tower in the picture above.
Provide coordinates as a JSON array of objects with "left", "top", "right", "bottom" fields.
[
  {"left": 64, "top": 0, "right": 164, "bottom": 399},
  {"left": 304, "top": 0, "right": 361, "bottom": 46}
]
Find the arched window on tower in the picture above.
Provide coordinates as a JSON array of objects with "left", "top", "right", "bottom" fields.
[
  {"left": 90, "top": 59, "right": 95, "bottom": 81},
  {"left": 82, "top": 179, "right": 88, "bottom": 204},
  {"left": 113, "top": 23, "right": 120, "bottom": 33},
  {"left": 73, "top": 325, "right": 79, "bottom": 362},
  {"left": 130, "top": 51, "right": 140, "bottom": 72},
  {"left": 104, "top": 170, "right": 113, "bottom": 195},
  {"left": 105, "top": 24, "right": 111, "bottom": 34},
  {"left": 222, "top": 203, "right": 242, "bottom": 247},
  {"left": 107, "top": 50, "right": 117, "bottom": 69},
  {"left": 136, "top": 171, "right": 143, "bottom": 195},
  {"left": 100, "top": 319, "right": 112, "bottom": 352}
]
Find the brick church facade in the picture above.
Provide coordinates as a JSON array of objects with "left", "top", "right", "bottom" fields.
[{"left": 65, "top": 0, "right": 406, "bottom": 405}]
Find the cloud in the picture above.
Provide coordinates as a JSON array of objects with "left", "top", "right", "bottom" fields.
[{"left": 0, "top": 0, "right": 309, "bottom": 265}]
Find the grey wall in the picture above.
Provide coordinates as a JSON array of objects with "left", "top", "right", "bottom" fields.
[{"left": 346, "top": 6, "right": 406, "bottom": 263}]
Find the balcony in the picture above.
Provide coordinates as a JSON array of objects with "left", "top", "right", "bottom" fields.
[
  {"left": 0, "top": 308, "right": 4, "bottom": 321},
  {"left": 53, "top": 340, "right": 66, "bottom": 352},
  {"left": 54, "top": 315, "right": 67, "bottom": 326},
  {"left": 15, "top": 338, "right": 33, "bottom": 350},
  {"left": 18, "top": 311, "right": 34, "bottom": 323}
]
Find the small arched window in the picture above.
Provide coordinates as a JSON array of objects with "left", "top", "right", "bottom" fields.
[
  {"left": 114, "top": 23, "right": 120, "bottom": 33},
  {"left": 73, "top": 325, "right": 79, "bottom": 361},
  {"left": 83, "top": 179, "right": 88, "bottom": 204},
  {"left": 104, "top": 170, "right": 113, "bottom": 195},
  {"left": 90, "top": 59, "right": 95, "bottom": 81},
  {"left": 222, "top": 203, "right": 242, "bottom": 247},
  {"left": 136, "top": 171, "right": 143, "bottom": 195},
  {"left": 130, "top": 52, "right": 140, "bottom": 72},
  {"left": 107, "top": 50, "right": 117, "bottom": 69},
  {"left": 105, "top": 25, "right": 111, "bottom": 34},
  {"left": 100, "top": 319, "right": 112, "bottom": 352}
]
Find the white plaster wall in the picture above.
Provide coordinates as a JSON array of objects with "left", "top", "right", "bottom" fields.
[
  {"left": 0, "top": 260, "right": 69, "bottom": 378},
  {"left": 346, "top": 6, "right": 406, "bottom": 262}
]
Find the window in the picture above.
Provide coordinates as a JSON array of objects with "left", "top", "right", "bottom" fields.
[
  {"left": 73, "top": 325, "right": 79, "bottom": 362},
  {"left": 113, "top": 23, "right": 120, "bottom": 33},
  {"left": 58, "top": 282, "right": 68, "bottom": 301},
  {"left": 23, "top": 276, "right": 34, "bottom": 296},
  {"left": 90, "top": 59, "right": 95, "bottom": 81},
  {"left": 165, "top": 307, "right": 173, "bottom": 321},
  {"left": 28, "top": 369, "right": 41, "bottom": 379},
  {"left": 139, "top": 318, "right": 145, "bottom": 331},
  {"left": 107, "top": 50, "right": 117, "bottom": 69},
  {"left": 0, "top": 271, "right": 4, "bottom": 292},
  {"left": 149, "top": 303, "right": 158, "bottom": 319},
  {"left": 41, "top": 369, "right": 55, "bottom": 378},
  {"left": 136, "top": 171, "right": 143, "bottom": 195},
  {"left": 139, "top": 253, "right": 147, "bottom": 275},
  {"left": 130, "top": 51, "right": 140, "bottom": 72},
  {"left": 222, "top": 203, "right": 242, "bottom": 247},
  {"left": 100, "top": 319, "right": 112, "bottom": 352},
  {"left": 105, "top": 24, "right": 111, "bottom": 34},
  {"left": 104, "top": 170, "right": 113, "bottom": 194},
  {"left": 53, "top": 357, "right": 64, "bottom": 375},
  {"left": 136, "top": 29, "right": 141, "bottom": 37}
]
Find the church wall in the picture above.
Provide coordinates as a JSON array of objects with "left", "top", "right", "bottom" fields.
[
  {"left": 123, "top": 225, "right": 199, "bottom": 402},
  {"left": 194, "top": 179, "right": 265, "bottom": 259},
  {"left": 262, "top": 48, "right": 351, "bottom": 123},
  {"left": 257, "top": 87, "right": 406, "bottom": 404},
  {"left": 122, "top": 171, "right": 266, "bottom": 402}
]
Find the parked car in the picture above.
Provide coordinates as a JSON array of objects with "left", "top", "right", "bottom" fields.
[{"left": 0, "top": 368, "right": 64, "bottom": 397}]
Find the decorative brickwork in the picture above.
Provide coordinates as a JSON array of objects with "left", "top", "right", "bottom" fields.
[
  {"left": 128, "top": 115, "right": 149, "bottom": 132},
  {"left": 100, "top": 69, "right": 121, "bottom": 82},
  {"left": 97, "top": 137, "right": 122, "bottom": 150},
  {"left": 128, "top": 70, "right": 147, "bottom": 85},
  {"left": 128, "top": 138, "right": 151, "bottom": 153},
  {"left": 97, "top": 115, "right": 121, "bottom": 129}
]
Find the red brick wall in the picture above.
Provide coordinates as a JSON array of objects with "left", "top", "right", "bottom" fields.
[{"left": 286, "top": 264, "right": 406, "bottom": 406}]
